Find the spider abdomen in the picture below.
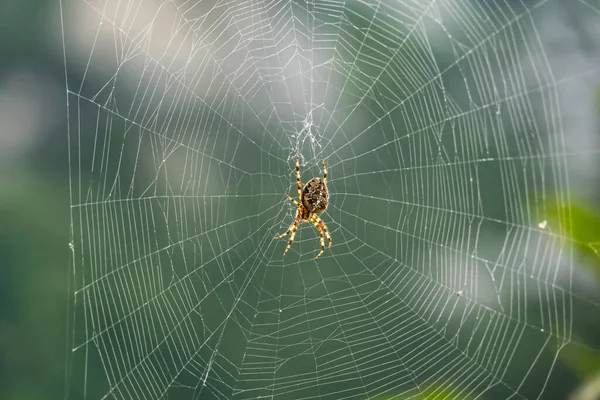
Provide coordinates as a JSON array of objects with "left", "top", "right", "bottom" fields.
[{"left": 301, "top": 178, "right": 328, "bottom": 214}]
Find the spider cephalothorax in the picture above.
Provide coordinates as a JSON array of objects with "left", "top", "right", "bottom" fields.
[{"left": 274, "top": 157, "right": 332, "bottom": 260}]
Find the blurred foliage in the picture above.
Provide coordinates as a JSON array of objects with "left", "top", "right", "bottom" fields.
[
  {"left": 559, "top": 340, "right": 600, "bottom": 379},
  {"left": 545, "top": 198, "right": 600, "bottom": 280},
  {"left": 545, "top": 198, "right": 600, "bottom": 394},
  {"left": 570, "top": 371, "right": 600, "bottom": 400}
]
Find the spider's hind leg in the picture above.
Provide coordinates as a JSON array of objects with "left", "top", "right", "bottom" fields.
[
  {"left": 321, "top": 220, "right": 332, "bottom": 248},
  {"left": 313, "top": 215, "right": 332, "bottom": 249},
  {"left": 310, "top": 215, "right": 326, "bottom": 260},
  {"left": 321, "top": 160, "right": 327, "bottom": 183}
]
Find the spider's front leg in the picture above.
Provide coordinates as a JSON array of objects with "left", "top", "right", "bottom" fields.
[
  {"left": 296, "top": 156, "right": 302, "bottom": 201},
  {"left": 286, "top": 194, "right": 300, "bottom": 206}
]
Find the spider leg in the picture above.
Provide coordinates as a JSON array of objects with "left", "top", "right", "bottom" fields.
[
  {"left": 321, "top": 160, "right": 327, "bottom": 183},
  {"left": 274, "top": 208, "right": 300, "bottom": 240},
  {"left": 274, "top": 209, "right": 301, "bottom": 257},
  {"left": 286, "top": 194, "right": 300, "bottom": 206},
  {"left": 296, "top": 156, "right": 302, "bottom": 201},
  {"left": 282, "top": 222, "right": 300, "bottom": 257},
  {"left": 310, "top": 215, "right": 326, "bottom": 260},
  {"left": 321, "top": 221, "right": 332, "bottom": 248},
  {"left": 312, "top": 214, "right": 332, "bottom": 248}
]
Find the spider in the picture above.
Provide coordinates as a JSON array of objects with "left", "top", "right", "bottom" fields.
[{"left": 274, "top": 156, "right": 332, "bottom": 260}]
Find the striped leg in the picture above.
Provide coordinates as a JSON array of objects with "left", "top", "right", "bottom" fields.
[
  {"left": 286, "top": 194, "right": 300, "bottom": 206},
  {"left": 282, "top": 223, "right": 300, "bottom": 257},
  {"left": 314, "top": 215, "right": 332, "bottom": 248},
  {"left": 311, "top": 215, "right": 326, "bottom": 260},
  {"left": 274, "top": 209, "right": 299, "bottom": 240},
  {"left": 321, "top": 160, "right": 327, "bottom": 183},
  {"left": 296, "top": 156, "right": 302, "bottom": 201},
  {"left": 274, "top": 210, "right": 301, "bottom": 257}
]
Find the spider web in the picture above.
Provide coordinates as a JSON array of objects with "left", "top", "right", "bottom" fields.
[{"left": 62, "top": 0, "right": 600, "bottom": 399}]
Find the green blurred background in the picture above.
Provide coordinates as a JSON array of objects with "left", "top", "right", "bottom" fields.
[{"left": 1, "top": 0, "right": 600, "bottom": 399}]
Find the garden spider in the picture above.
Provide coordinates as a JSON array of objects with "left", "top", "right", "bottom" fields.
[{"left": 274, "top": 156, "right": 332, "bottom": 260}]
